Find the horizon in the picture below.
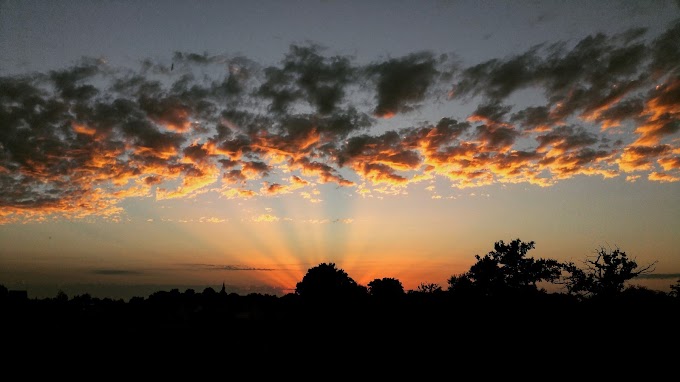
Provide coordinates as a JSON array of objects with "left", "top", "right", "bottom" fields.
[{"left": 1, "top": 1, "right": 680, "bottom": 300}]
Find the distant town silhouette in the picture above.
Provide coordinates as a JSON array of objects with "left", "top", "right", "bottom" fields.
[{"left": 3, "top": 239, "right": 680, "bottom": 355}]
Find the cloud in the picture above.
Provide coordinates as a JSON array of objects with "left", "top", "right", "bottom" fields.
[
  {"left": 648, "top": 171, "right": 680, "bottom": 182},
  {"left": 198, "top": 217, "right": 226, "bottom": 223},
  {"left": 252, "top": 214, "right": 280, "bottom": 223},
  {"left": 366, "top": 52, "right": 440, "bottom": 117},
  {"left": 618, "top": 145, "right": 672, "bottom": 172},
  {"left": 258, "top": 44, "right": 356, "bottom": 115},
  {"left": 453, "top": 49, "right": 539, "bottom": 101},
  {"left": 184, "top": 263, "right": 275, "bottom": 271},
  {"left": 332, "top": 218, "right": 354, "bottom": 224},
  {"left": 536, "top": 125, "right": 600, "bottom": 155},
  {"left": 2, "top": 23, "right": 680, "bottom": 224}
]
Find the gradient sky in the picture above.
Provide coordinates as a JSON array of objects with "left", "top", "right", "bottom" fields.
[{"left": 1, "top": 0, "right": 679, "bottom": 299}]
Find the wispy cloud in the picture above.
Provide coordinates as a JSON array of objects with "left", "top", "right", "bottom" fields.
[
  {"left": 252, "top": 214, "right": 280, "bottom": 223},
  {"left": 182, "top": 263, "right": 275, "bottom": 271}
]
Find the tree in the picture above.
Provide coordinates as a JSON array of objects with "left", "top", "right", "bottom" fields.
[
  {"left": 563, "top": 246, "right": 656, "bottom": 299},
  {"left": 367, "top": 277, "right": 405, "bottom": 300},
  {"left": 450, "top": 239, "right": 563, "bottom": 297},
  {"left": 295, "top": 262, "right": 367, "bottom": 301},
  {"left": 415, "top": 282, "right": 442, "bottom": 294},
  {"left": 447, "top": 273, "right": 475, "bottom": 296},
  {"left": 55, "top": 290, "right": 69, "bottom": 303},
  {"left": 670, "top": 279, "right": 680, "bottom": 299},
  {"left": 202, "top": 287, "right": 216, "bottom": 296},
  {"left": 0, "top": 284, "right": 7, "bottom": 300}
]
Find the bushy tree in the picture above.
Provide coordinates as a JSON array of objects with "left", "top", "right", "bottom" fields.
[
  {"left": 448, "top": 239, "right": 562, "bottom": 297},
  {"left": 670, "top": 279, "right": 680, "bottom": 299},
  {"left": 415, "top": 282, "right": 442, "bottom": 294},
  {"left": 563, "top": 246, "right": 656, "bottom": 299},
  {"left": 0, "top": 284, "right": 7, "bottom": 300},
  {"left": 295, "top": 263, "right": 367, "bottom": 301},
  {"left": 367, "top": 277, "right": 405, "bottom": 300},
  {"left": 447, "top": 273, "right": 475, "bottom": 296},
  {"left": 55, "top": 290, "right": 69, "bottom": 303}
]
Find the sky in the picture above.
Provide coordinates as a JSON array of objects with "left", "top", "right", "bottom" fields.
[{"left": 1, "top": 0, "right": 679, "bottom": 300}]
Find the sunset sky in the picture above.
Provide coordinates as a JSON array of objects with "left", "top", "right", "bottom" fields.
[{"left": 1, "top": 0, "right": 679, "bottom": 299}]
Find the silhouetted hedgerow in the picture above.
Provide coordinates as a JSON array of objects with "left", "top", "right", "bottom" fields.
[{"left": 2, "top": 239, "right": 678, "bottom": 344}]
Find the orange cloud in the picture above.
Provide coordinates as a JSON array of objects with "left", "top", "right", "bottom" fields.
[
  {"left": 220, "top": 187, "right": 257, "bottom": 199},
  {"left": 658, "top": 156, "right": 680, "bottom": 171},
  {"left": 618, "top": 145, "right": 671, "bottom": 172},
  {"left": 649, "top": 172, "right": 680, "bottom": 182},
  {"left": 252, "top": 214, "right": 280, "bottom": 223},
  {"left": 72, "top": 123, "right": 97, "bottom": 136},
  {"left": 156, "top": 162, "right": 220, "bottom": 200},
  {"left": 633, "top": 79, "right": 680, "bottom": 145}
]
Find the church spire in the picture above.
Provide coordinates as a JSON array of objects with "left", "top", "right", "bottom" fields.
[{"left": 220, "top": 282, "right": 226, "bottom": 294}]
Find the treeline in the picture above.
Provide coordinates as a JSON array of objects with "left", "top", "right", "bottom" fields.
[{"left": 2, "top": 239, "right": 680, "bottom": 335}]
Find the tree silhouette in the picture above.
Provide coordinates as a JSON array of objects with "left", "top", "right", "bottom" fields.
[
  {"left": 295, "top": 262, "right": 367, "bottom": 302},
  {"left": 0, "top": 284, "right": 7, "bottom": 300},
  {"left": 368, "top": 277, "right": 405, "bottom": 300},
  {"left": 449, "top": 239, "right": 562, "bottom": 297},
  {"left": 55, "top": 290, "right": 69, "bottom": 303},
  {"left": 563, "top": 246, "right": 657, "bottom": 299},
  {"left": 415, "top": 282, "right": 442, "bottom": 294},
  {"left": 447, "top": 273, "right": 475, "bottom": 296},
  {"left": 670, "top": 280, "right": 680, "bottom": 299},
  {"left": 202, "top": 287, "right": 216, "bottom": 296}
]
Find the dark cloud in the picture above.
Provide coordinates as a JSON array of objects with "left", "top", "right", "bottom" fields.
[
  {"left": 258, "top": 44, "right": 355, "bottom": 115},
  {"left": 172, "top": 52, "right": 226, "bottom": 66},
  {"left": 338, "top": 131, "right": 403, "bottom": 166},
  {"left": 475, "top": 125, "right": 519, "bottom": 152},
  {"left": 451, "top": 26, "right": 651, "bottom": 123},
  {"left": 470, "top": 102, "right": 512, "bottom": 124},
  {"left": 49, "top": 58, "right": 104, "bottom": 101},
  {"left": 510, "top": 106, "right": 557, "bottom": 131},
  {"left": 144, "top": 176, "right": 162, "bottom": 185},
  {"left": 366, "top": 52, "right": 439, "bottom": 117},
  {"left": 453, "top": 50, "right": 539, "bottom": 101},
  {"left": 649, "top": 20, "right": 680, "bottom": 75},
  {"left": 591, "top": 98, "right": 645, "bottom": 128},
  {"left": 139, "top": 95, "right": 192, "bottom": 132},
  {"left": 314, "top": 107, "right": 373, "bottom": 139},
  {"left": 402, "top": 118, "right": 470, "bottom": 151},
  {"left": 224, "top": 169, "right": 247, "bottom": 184},
  {"left": 183, "top": 143, "right": 211, "bottom": 163},
  {"left": 536, "top": 125, "right": 599, "bottom": 153}
]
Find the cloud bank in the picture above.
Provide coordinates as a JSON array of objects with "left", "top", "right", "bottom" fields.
[{"left": 1, "top": 21, "right": 679, "bottom": 224}]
